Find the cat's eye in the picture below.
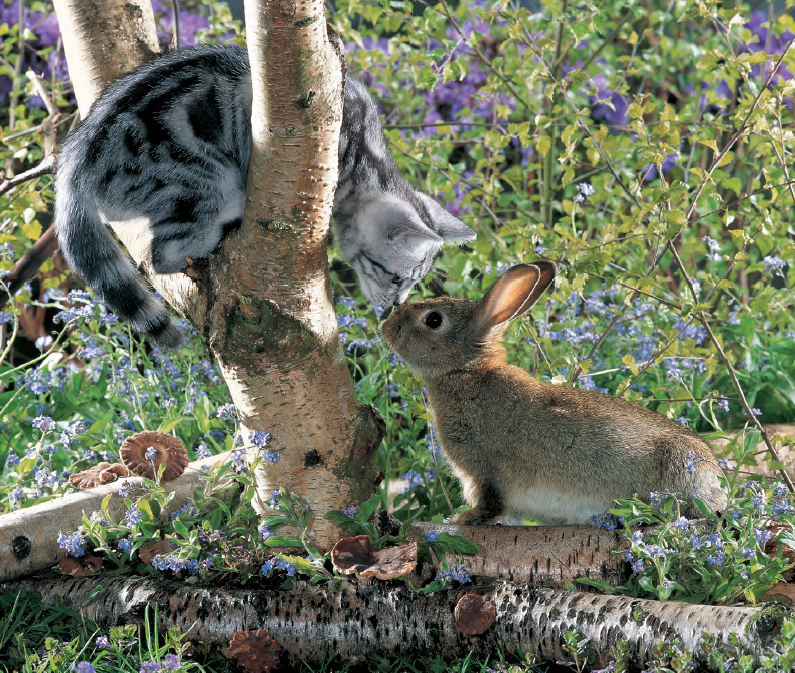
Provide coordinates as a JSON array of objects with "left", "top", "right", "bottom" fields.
[
  {"left": 423, "top": 311, "right": 443, "bottom": 329},
  {"left": 391, "top": 275, "right": 402, "bottom": 284}
]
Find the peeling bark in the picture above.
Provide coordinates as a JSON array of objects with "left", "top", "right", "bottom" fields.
[
  {"left": 408, "top": 522, "right": 629, "bottom": 588},
  {"left": 0, "top": 453, "right": 230, "bottom": 582},
  {"left": 9, "top": 575, "right": 789, "bottom": 668},
  {"left": 50, "top": 0, "right": 160, "bottom": 114},
  {"left": 203, "top": 0, "right": 383, "bottom": 548}
]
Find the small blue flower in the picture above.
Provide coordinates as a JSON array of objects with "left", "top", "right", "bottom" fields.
[
  {"left": 426, "top": 531, "right": 440, "bottom": 542},
  {"left": 685, "top": 450, "right": 696, "bottom": 474},
  {"left": 144, "top": 446, "right": 157, "bottom": 462},
  {"left": 632, "top": 559, "right": 644, "bottom": 573},
  {"left": 666, "top": 368, "right": 684, "bottom": 383},
  {"left": 672, "top": 517, "right": 689, "bottom": 531},
  {"left": 162, "top": 654, "right": 181, "bottom": 671},
  {"left": 125, "top": 504, "right": 143, "bottom": 526},
  {"left": 762, "top": 255, "right": 786, "bottom": 276},
  {"left": 57, "top": 531, "right": 86, "bottom": 558},
  {"left": 754, "top": 528, "right": 773, "bottom": 545},
  {"left": 717, "top": 399, "right": 729, "bottom": 413},
  {"left": 139, "top": 662, "right": 161, "bottom": 673},
  {"left": 741, "top": 548, "right": 756, "bottom": 560},
  {"left": 259, "top": 524, "right": 275, "bottom": 541},
  {"left": 216, "top": 403, "right": 237, "bottom": 420},
  {"left": 117, "top": 537, "right": 133, "bottom": 554},
  {"left": 70, "top": 663, "right": 96, "bottom": 673},
  {"left": 342, "top": 505, "right": 359, "bottom": 517},
  {"left": 194, "top": 444, "right": 212, "bottom": 459},
  {"left": 32, "top": 415, "right": 56, "bottom": 433}
]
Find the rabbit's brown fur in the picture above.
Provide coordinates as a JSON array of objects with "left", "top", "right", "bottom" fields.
[{"left": 382, "top": 262, "right": 727, "bottom": 525}]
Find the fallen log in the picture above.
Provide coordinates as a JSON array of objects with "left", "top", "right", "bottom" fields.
[
  {"left": 408, "top": 521, "right": 629, "bottom": 588},
  {"left": 9, "top": 574, "right": 791, "bottom": 668},
  {"left": 0, "top": 452, "right": 231, "bottom": 582}
]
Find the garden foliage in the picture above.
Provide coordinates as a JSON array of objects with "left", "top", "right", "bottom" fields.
[{"left": 1, "top": 0, "right": 795, "bottom": 667}]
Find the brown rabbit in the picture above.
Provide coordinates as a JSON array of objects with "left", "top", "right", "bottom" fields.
[{"left": 382, "top": 262, "right": 727, "bottom": 525}]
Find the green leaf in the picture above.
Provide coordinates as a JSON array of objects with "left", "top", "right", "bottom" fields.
[
  {"left": 264, "top": 535, "right": 304, "bottom": 548},
  {"left": 575, "top": 577, "right": 616, "bottom": 594},
  {"left": 435, "top": 533, "right": 479, "bottom": 555},
  {"left": 536, "top": 135, "right": 551, "bottom": 157},
  {"left": 358, "top": 493, "right": 382, "bottom": 523},
  {"left": 690, "top": 497, "right": 718, "bottom": 520}
]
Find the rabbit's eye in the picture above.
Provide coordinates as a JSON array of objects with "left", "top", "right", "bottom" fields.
[
  {"left": 391, "top": 275, "right": 402, "bottom": 284},
  {"left": 424, "top": 311, "right": 443, "bottom": 329}
]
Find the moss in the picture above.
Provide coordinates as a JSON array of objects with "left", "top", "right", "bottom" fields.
[
  {"left": 220, "top": 297, "right": 322, "bottom": 368},
  {"left": 746, "top": 603, "right": 788, "bottom": 638},
  {"left": 631, "top": 607, "right": 645, "bottom": 625}
]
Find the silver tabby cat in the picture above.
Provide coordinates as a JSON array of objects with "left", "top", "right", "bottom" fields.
[{"left": 54, "top": 44, "right": 475, "bottom": 347}]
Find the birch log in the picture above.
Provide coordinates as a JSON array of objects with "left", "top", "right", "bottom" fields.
[
  {"left": 9, "top": 575, "right": 790, "bottom": 668},
  {"left": 0, "top": 453, "right": 230, "bottom": 582}
]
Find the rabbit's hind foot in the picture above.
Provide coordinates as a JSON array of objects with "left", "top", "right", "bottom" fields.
[{"left": 450, "top": 483, "right": 505, "bottom": 525}]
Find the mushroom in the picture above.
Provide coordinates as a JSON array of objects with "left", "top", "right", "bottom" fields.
[
  {"left": 59, "top": 556, "right": 103, "bottom": 577},
  {"left": 69, "top": 462, "right": 130, "bottom": 489},
  {"left": 454, "top": 593, "right": 497, "bottom": 635},
  {"left": 138, "top": 539, "right": 179, "bottom": 565},
  {"left": 223, "top": 630, "right": 281, "bottom": 673},
  {"left": 331, "top": 535, "right": 417, "bottom": 583},
  {"left": 120, "top": 431, "right": 188, "bottom": 482}
]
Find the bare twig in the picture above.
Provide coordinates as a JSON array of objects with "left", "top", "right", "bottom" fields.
[
  {"left": 666, "top": 242, "right": 795, "bottom": 494},
  {"left": 0, "top": 154, "right": 56, "bottom": 198}
]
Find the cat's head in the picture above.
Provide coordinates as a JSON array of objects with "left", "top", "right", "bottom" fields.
[{"left": 339, "top": 191, "right": 476, "bottom": 309}]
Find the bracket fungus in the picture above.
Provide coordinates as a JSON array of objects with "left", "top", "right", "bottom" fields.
[
  {"left": 68, "top": 462, "right": 129, "bottom": 489},
  {"left": 224, "top": 630, "right": 281, "bottom": 673},
  {"left": 331, "top": 535, "right": 417, "bottom": 583},
  {"left": 58, "top": 556, "right": 103, "bottom": 578},
  {"left": 454, "top": 593, "right": 497, "bottom": 635},
  {"left": 120, "top": 431, "right": 189, "bottom": 482}
]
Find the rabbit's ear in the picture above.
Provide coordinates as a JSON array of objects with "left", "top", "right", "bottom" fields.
[{"left": 477, "top": 262, "right": 556, "bottom": 328}]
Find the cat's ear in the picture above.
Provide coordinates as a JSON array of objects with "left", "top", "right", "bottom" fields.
[
  {"left": 359, "top": 195, "right": 445, "bottom": 250},
  {"left": 416, "top": 192, "right": 476, "bottom": 245}
]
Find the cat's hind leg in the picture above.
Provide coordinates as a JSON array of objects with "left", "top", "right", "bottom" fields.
[{"left": 150, "top": 193, "right": 245, "bottom": 273}]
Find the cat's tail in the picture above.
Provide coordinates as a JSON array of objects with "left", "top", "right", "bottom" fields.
[{"left": 54, "top": 179, "right": 182, "bottom": 349}]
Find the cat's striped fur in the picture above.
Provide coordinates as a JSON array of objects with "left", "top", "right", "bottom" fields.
[{"left": 54, "top": 44, "right": 475, "bottom": 347}]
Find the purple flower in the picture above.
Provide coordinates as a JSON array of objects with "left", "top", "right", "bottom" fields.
[
  {"left": 96, "top": 635, "right": 111, "bottom": 648},
  {"left": 162, "top": 654, "right": 181, "bottom": 671},
  {"left": 194, "top": 444, "right": 212, "bottom": 459},
  {"left": 762, "top": 255, "right": 786, "bottom": 276},
  {"left": 216, "top": 403, "right": 237, "bottom": 420},
  {"left": 57, "top": 531, "right": 86, "bottom": 557},
  {"left": 144, "top": 447, "right": 157, "bottom": 462},
  {"left": 125, "top": 504, "right": 142, "bottom": 526},
  {"left": 139, "top": 662, "right": 161, "bottom": 673},
  {"left": 342, "top": 505, "right": 359, "bottom": 517},
  {"left": 70, "top": 663, "right": 95, "bottom": 673},
  {"left": 685, "top": 451, "right": 696, "bottom": 474},
  {"left": 32, "top": 415, "right": 56, "bottom": 433}
]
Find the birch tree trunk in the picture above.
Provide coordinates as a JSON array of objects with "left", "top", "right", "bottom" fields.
[
  {"left": 50, "top": 0, "right": 160, "bottom": 114},
  {"left": 12, "top": 574, "right": 789, "bottom": 668},
  {"left": 51, "top": 0, "right": 383, "bottom": 553}
]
